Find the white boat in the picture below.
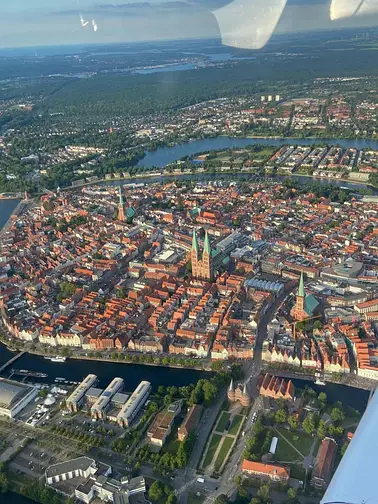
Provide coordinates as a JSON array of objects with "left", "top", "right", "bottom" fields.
[
  {"left": 315, "top": 378, "right": 326, "bottom": 386},
  {"left": 50, "top": 356, "right": 66, "bottom": 363}
]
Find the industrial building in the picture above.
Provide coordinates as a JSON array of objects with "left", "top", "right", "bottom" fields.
[
  {"left": 0, "top": 378, "right": 38, "bottom": 418},
  {"left": 91, "top": 378, "right": 124, "bottom": 420},
  {"left": 117, "top": 381, "right": 151, "bottom": 427},
  {"left": 66, "top": 374, "right": 97, "bottom": 413}
]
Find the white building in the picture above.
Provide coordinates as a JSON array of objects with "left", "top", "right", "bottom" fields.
[
  {"left": 66, "top": 374, "right": 97, "bottom": 412},
  {"left": 0, "top": 378, "right": 38, "bottom": 418},
  {"left": 91, "top": 378, "right": 124, "bottom": 420},
  {"left": 46, "top": 456, "right": 146, "bottom": 504},
  {"left": 117, "top": 381, "right": 151, "bottom": 427}
]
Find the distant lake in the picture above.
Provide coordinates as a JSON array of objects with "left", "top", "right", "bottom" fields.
[
  {"left": 136, "top": 136, "right": 378, "bottom": 169},
  {"left": 133, "top": 63, "right": 196, "bottom": 74}
]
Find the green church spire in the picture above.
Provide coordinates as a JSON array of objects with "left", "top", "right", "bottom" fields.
[
  {"left": 203, "top": 230, "right": 211, "bottom": 257},
  {"left": 118, "top": 186, "right": 124, "bottom": 207},
  {"left": 298, "top": 272, "right": 305, "bottom": 298},
  {"left": 192, "top": 229, "right": 199, "bottom": 256}
]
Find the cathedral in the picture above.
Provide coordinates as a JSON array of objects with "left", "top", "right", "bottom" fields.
[
  {"left": 117, "top": 187, "right": 126, "bottom": 222},
  {"left": 117, "top": 187, "right": 135, "bottom": 224},
  {"left": 191, "top": 230, "right": 213, "bottom": 281},
  {"left": 290, "top": 272, "right": 319, "bottom": 321}
]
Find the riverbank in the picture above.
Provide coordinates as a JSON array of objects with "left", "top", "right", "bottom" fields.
[
  {"left": 268, "top": 367, "right": 376, "bottom": 392},
  {"left": 0, "top": 335, "right": 212, "bottom": 372}
]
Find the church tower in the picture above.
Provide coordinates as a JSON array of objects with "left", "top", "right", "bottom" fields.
[
  {"left": 191, "top": 229, "right": 199, "bottom": 278},
  {"left": 117, "top": 186, "right": 126, "bottom": 222},
  {"left": 296, "top": 272, "right": 305, "bottom": 313},
  {"left": 190, "top": 229, "right": 213, "bottom": 281},
  {"left": 202, "top": 231, "right": 213, "bottom": 281}
]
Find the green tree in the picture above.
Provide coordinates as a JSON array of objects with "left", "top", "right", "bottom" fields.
[
  {"left": 331, "top": 407, "right": 345, "bottom": 423},
  {"left": 303, "top": 413, "right": 317, "bottom": 434},
  {"left": 287, "top": 486, "right": 297, "bottom": 501},
  {"left": 274, "top": 408, "right": 287, "bottom": 424},
  {"left": 215, "top": 495, "right": 229, "bottom": 504},
  {"left": 167, "top": 494, "right": 177, "bottom": 504},
  {"left": 250, "top": 499, "right": 260, "bottom": 504},
  {"left": 149, "top": 480, "right": 164, "bottom": 501},
  {"left": 313, "top": 320, "right": 323, "bottom": 331},
  {"left": 288, "top": 415, "right": 298, "bottom": 431},
  {"left": 317, "top": 419, "right": 327, "bottom": 439},
  {"left": 257, "top": 483, "right": 271, "bottom": 503},
  {"left": 318, "top": 392, "right": 327, "bottom": 409}
]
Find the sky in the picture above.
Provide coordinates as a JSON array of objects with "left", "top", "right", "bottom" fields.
[{"left": 1, "top": 0, "right": 378, "bottom": 49}]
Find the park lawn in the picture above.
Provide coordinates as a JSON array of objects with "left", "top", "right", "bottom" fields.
[
  {"left": 229, "top": 415, "right": 244, "bottom": 436},
  {"left": 188, "top": 493, "right": 205, "bottom": 504},
  {"left": 202, "top": 433, "right": 222, "bottom": 468},
  {"left": 214, "top": 436, "right": 234, "bottom": 472},
  {"left": 276, "top": 427, "right": 314, "bottom": 457},
  {"left": 274, "top": 435, "right": 302, "bottom": 463},
  {"left": 216, "top": 412, "right": 230, "bottom": 432}
]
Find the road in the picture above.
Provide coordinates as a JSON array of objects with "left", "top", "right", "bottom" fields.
[{"left": 176, "top": 288, "right": 295, "bottom": 504}]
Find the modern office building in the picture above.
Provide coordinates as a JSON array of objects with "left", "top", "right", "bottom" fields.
[
  {"left": 66, "top": 374, "right": 97, "bottom": 413},
  {"left": 117, "top": 381, "right": 151, "bottom": 427},
  {"left": 321, "top": 390, "right": 378, "bottom": 504},
  {"left": 46, "top": 456, "right": 146, "bottom": 503},
  {"left": 91, "top": 378, "right": 124, "bottom": 420},
  {"left": 0, "top": 378, "right": 38, "bottom": 418}
]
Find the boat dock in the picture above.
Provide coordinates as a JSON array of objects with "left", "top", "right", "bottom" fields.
[{"left": 0, "top": 351, "right": 26, "bottom": 373}]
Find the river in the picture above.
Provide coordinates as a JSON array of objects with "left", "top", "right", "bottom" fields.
[
  {"left": 136, "top": 135, "right": 378, "bottom": 169},
  {"left": 0, "top": 344, "right": 210, "bottom": 393},
  {"left": 0, "top": 199, "right": 20, "bottom": 228},
  {"left": 0, "top": 343, "right": 369, "bottom": 413}
]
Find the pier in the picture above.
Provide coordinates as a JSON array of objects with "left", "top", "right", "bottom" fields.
[{"left": 0, "top": 351, "right": 26, "bottom": 373}]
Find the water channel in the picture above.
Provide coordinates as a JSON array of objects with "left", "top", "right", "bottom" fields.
[{"left": 135, "top": 135, "right": 378, "bottom": 171}]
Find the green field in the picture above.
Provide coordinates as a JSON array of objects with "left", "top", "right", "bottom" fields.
[
  {"left": 276, "top": 427, "right": 313, "bottom": 457},
  {"left": 274, "top": 437, "right": 301, "bottom": 462},
  {"left": 229, "top": 415, "right": 243, "bottom": 436},
  {"left": 202, "top": 433, "right": 222, "bottom": 468},
  {"left": 216, "top": 412, "right": 230, "bottom": 432},
  {"left": 214, "top": 436, "right": 234, "bottom": 472}
]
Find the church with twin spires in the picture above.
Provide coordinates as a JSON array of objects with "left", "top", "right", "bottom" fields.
[{"left": 191, "top": 230, "right": 214, "bottom": 281}]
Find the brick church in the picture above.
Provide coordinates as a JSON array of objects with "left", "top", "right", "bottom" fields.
[
  {"left": 191, "top": 230, "right": 213, "bottom": 281},
  {"left": 290, "top": 272, "right": 319, "bottom": 321}
]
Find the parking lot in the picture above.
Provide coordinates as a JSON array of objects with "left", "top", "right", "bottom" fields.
[{"left": 9, "top": 442, "right": 58, "bottom": 480}]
